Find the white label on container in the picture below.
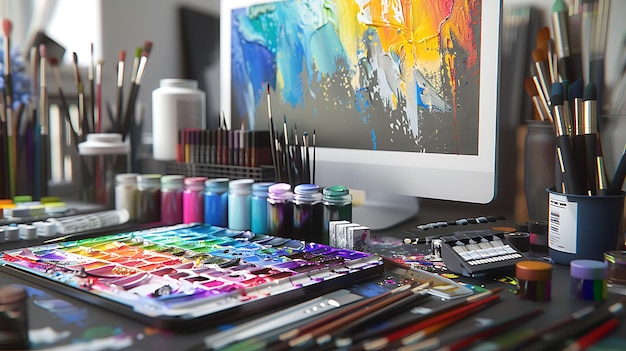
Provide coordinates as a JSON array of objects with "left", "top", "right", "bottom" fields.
[{"left": 548, "top": 193, "right": 578, "bottom": 254}]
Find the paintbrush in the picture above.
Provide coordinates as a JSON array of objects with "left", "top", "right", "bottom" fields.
[
  {"left": 401, "top": 308, "right": 543, "bottom": 351},
  {"left": 266, "top": 83, "right": 280, "bottom": 181},
  {"left": 552, "top": 0, "right": 578, "bottom": 80},
  {"left": 89, "top": 42, "right": 95, "bottom": 134},
  {"left": 336, "top": 288, "right": 503, "bottom": 349},
  {"left": 361, "top": 293, "right": 501, "bottom": 350},
  {"left": 121, "top": 41, "right": 152, "bottom": 141},
  {"left": 96, "top": 59, "right": 103, "bottom": 133},
  {"left": 115, "top": 50, "right": 126, "bottom": 128},
  {"left": 536, "top": 26, "right": 556, "bottom": 84},
  {"left": 288, "top": 284, "right": 419, "bottom": 348},
  {"left": 282, "top": 114, "right": 292, "bottom": 185},
  {"left": 130, "top": 46, "right": 142, "bottom": 84},
  {"left": 39, "top": 44, "right": 50, "bottom": 199},
  {"left": 49, "top": 57, "right": 78, "bottom": 141},
  {"left": 524, "top": 77, "right": 549, "bottom": 121},
  {"left": 312, "top": 129, "right": 316, "bottom": 184},
  {"left": 571, "top": 79, "right": 589, "bottom": 194},
  {"left": 72, "top": 52, "right": 88, "bottom": 137},
  {"left": 303, "top": 131, "right": 311, "bottom": 184},
  {"left": 3, "top": 18, "right": 16, "bottom": 198},
  {"left": 562, "top": 317, "right": 619, "bottom": 351},
  {"left": 532, "top": 48, "right": 552, "bottom": 107}
]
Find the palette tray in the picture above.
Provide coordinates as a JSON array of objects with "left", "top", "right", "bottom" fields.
[{"left": 0, "top": 224, "right": 383, "bottom": 330}]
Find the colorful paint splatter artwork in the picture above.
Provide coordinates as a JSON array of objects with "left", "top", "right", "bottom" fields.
[
  {"left": 228, "top": 0, "right": 481, "bottom": 154},
  {"left": 0, "top": 224, "right": 382, "bottom": 329}
]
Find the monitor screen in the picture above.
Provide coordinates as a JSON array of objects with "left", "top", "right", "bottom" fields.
[{"left": 221, "top": 0, "right": 501, "bottom": 229}]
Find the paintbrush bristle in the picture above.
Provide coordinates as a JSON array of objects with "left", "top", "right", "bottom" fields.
[
  {"left": 536, "top": 26, "right": 551, "bottom": 47},
  {"left": 532, "top": 48, "right": 547, "bottom": 63},
  {"left": 73, "top": 52, "right": 79, "bottom": 64},
  {"left": 143, "top": 41, "right": 153, "bottom": 56},
  {"left": 524, "top": 77, "right": 538, "bottom": 97},
  {"left": 39, "top": 44, "right": 47, "bottom": 59},
  {"left": 119, "top": 50, "right": 126, "bottom": 62},
  {"left": 2, "top": 19, "right": 12, "bottom": 37}
]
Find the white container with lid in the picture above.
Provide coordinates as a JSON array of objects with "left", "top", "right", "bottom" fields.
[{"left": 152, "top": 79, "right": 206, "bottom": 161}]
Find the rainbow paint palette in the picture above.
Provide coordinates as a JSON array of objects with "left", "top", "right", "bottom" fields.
[{"left": 0, "top": 224, "right": 383, "bottom": 330}]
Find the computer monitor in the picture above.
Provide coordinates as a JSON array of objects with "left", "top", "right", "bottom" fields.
[{"left": 221, "top": 0, "right": 501, "bottom": 230}]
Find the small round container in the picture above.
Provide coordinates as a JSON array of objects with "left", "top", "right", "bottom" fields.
[
  {"left": 250, "top": 182, "right": 274, "bottom": 235},
  {"left": 204, "top": 178, "right": 229, "bottom": 227},
  {"left": 136, "top": 174, "right": 162, "bottom": 223},
  {"left": 161, "top": 175, "right": 185, "bottom": 225},
  {"left": 228, "top": 179, "right": 254, "bottom": 231},
  {"left": 183, "top": 177, "right": 208, "bottom": 224},
  {"left": 570, "top": 259, "right": 609, "bottom": 301},
  {"left": 515, "top": 261, "right": 552, "bottom": 301},
  {"left": 0, "top": 284, "right": 29, "bottom": 350},
  {"left": 604, "top": 251, "right": 626, "bottom": 287},
  {"left": 115, "top": 173, "right": 139, "bottom": 221}
]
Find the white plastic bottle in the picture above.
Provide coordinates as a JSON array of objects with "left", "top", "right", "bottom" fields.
[{"left": 152, "top": 79, "right": 206, "bottom": 161}]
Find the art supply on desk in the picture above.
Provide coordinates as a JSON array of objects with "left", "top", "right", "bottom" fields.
[
  {"left": 250, "top": 182, "right": 273, "bottom": 235},
  {"left": 547, "top": 187, "right": 625, "bottom": 264},
  {"left": 604, "top": 250, "right": 626, "bottom": 289},
  {"left": 322, "top": 185, "right": 352, "bottom": 244},
  {"left": 267, "top": 182, "right": 294, "bottom": 236},
  {"left": 115, "top": 173, "right": 139, "bottom": 221},
  {"left": 46, "top": 209, "right": 130, "bottom": 236},
  {"left": 203, "top": 178, "right": 229, "bottom": 227},
  {"left": 152, "top": 79, "right": 206, "bottom": 161},
  {"left": 135, "top": 174, "right": 161, "bottom": 223},
  {"left": 227, "top": 178, "right": 253, "bottom": 231},
  {"left": 0, "top": 224, "right": 383, "bottom": 330},
  {"left": 160, "top": 175, "right": 184, "bottom": 225},
  {"left": 570, "top": 259, "right": 608, "bottom": 301},
  {"left": 293, "top": 184, "right": 323, "bottom": 242},
  {"left": 78, "top": 133, "right": 130, "bottom": 209},
  {"left": 515, "top": 260, "right": 552, "bottom": 301},
  {"left": 182, "top": 176, "right": 207, "bottom": 224},
  {"left": 0, "top": 284, "right": 29, "bottom": 350}
]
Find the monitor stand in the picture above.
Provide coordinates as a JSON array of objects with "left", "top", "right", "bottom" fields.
[{"left": 352, "top": 192, "right": 420, "bottom": 231}]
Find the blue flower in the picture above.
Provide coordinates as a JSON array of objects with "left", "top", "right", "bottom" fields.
[{"left": 0, "top": 42, "right": 32, "bottom": 109}]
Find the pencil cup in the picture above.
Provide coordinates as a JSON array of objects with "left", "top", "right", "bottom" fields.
[
  {"left": 78, "top": 133, "right": 130, "bottom": 209},
  {"left": 547, "top": 187, "right": 626, "bottom": 265}
]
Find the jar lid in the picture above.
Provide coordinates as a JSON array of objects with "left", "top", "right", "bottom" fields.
[
  {"left": 229, "top": 178, "right": 254, "bottom": 190},
  {"left": 570, "top": 259, "right": 609, "bottom": 280},
  {"left": 0, "top": 284, "right": 27, "bottom": 304},
  {"left": 323, "top": 185, "right": 349, "bottom": 196},
  {"left": 515, "top": 261, "right": 552, "bottom": 281},
  {"left": 78, "top": 133, "right": 130, "bottom": 155},
  {"left": 184, "top": 176, "right": 208, "bottom": 186},
  {"left": 161, "top": 175, "right": 184, "bottom": 188},
  {"left": 137, "top": 174, "right": 162, "bottom": 185},
  {"left": 294, "top": 184, "right": 320, "bottom": 195},
  {"left": 252, "top": 182, "right": 274, "bottom": 193},
  {"left": 116, "top": 173, "right": 139, "bottom": 184}
]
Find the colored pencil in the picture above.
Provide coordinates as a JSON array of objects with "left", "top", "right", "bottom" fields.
[{"left": 561, "top": 317, "right": 619, "bottom": 351}]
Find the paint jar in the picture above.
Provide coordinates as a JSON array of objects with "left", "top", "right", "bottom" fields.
[
  {"left": 322, "top": 185, "right": 352, "bottom": 245},
  {"left": 204, "top": 178, "right": 229, "bottom": 227},
  {"left": 152, "top": 79, "right": 206, "bottom": 161},
  {"left": 115, "top": 173, "right": 139, "bottom": 221},
  {"left": 0, "top": 284, "right": 29, "bottom": 350},
  {"left": 161, "top": 175, "right": 184, "bottom": 225},
  {"left": 570, "top": 259, "right": 608, "bottom": 301},
  {"left": 136, "top": 174, "right": 161, "bottom": 223},
  {"left": 78, "top": 133, "right": 130, "bottom": 208},
  {"left": 604, "top": 251, "right": 626, "bottom": 288},
  {"left": 293, "top": 184, "right": 323, "bottom": 242},
  {"left": 250, "top": 182, "right": 274, "bottom": 235},
  {"left": 267, "top": 183, "right": 294, "bottom": 237},
  {"left": 515, "top": 260, "right": 552, "bottom": 301},
  {"left": 183, "top": 177, "right": 208, "bottom": 224},
  {"left": 228, "top": 179, "right": 254, "bottom": 231}
]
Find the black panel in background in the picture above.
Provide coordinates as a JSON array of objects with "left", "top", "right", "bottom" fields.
[{"left": 179, "top": 6, "right": 221, "bottom": 130}]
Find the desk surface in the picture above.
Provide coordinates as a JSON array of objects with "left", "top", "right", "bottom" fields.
[{"left": 2, "top": 199, "right": 625, "bottom": 351}]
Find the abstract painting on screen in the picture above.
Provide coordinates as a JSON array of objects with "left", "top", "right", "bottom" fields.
[{"left": 228, "top": 0, "right": 482, "bottom": 155}]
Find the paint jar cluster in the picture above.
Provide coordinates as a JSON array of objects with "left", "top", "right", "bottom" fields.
[{"left": 114, "top": 174, "right": 352, "bottom": 244}]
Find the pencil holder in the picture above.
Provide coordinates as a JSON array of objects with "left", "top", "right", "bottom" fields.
[{"left": 547, "top": 187, "right": 626, "bottom": 265}]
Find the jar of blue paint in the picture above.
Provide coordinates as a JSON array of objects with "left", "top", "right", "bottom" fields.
[{"left": 570, "top": 259, "right": 609, "bottom": 301}]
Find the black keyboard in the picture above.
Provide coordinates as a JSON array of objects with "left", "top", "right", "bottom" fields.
[{"left": 439, "top": 230, "right": 526, "bottom": 277}]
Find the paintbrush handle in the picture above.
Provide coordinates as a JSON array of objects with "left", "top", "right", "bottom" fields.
[{"left": 121, "top": 84, "right": 140, "bottom": 141}]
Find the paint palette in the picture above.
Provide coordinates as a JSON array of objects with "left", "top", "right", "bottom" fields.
[{"left": 0, "top": 224, "right": 383, "bottom": 330}]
